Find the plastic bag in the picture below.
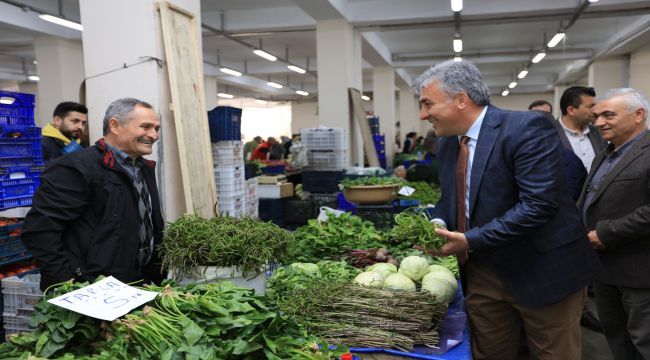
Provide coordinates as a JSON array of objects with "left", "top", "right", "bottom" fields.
[{"left": 317, "top": 206, "right": 345, "bottom": 222}]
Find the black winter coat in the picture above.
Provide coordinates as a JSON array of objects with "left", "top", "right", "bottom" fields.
[
  {"left": 22, "top": 139, "right": 165, "bottom": 291},
  {"left": 41, "top": 136, "right": 65, "bottom": 165}
]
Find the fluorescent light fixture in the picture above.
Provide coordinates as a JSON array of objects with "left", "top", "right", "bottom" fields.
[
  {"left": 254, "top": 99, "right": 268, "bottom": 104},
  {"left": 517, "top": 70, "right": 528, "bottom": 79},
  {"left": 295, "top": 90, "right": 309, "bottom": 96},
  {"left": 588, "top": 0, "right": 599, "bottom": 2},
  {"left": 501, "top": 90, "right": 509, "bottom": 96},
  {"left": 361, "top": 95, "right": 370, "bottom": 101},
  {"left": 33, "top": 60, "right": 37, "bottom": 65},
  {"left": 287, "top": 65, "right": 306, "bottom": 74},
  {"left": 38, "top": 14, "right": 83, "bottom": 31},
  {"left": 217, "top": 93, "right": 234, "bottom": 99},
  {"left": 508, "top": 81, "right": 517, "bottom": 89},
  {"left": 28, "top": 75, "right": 40, "bottom": 81},
  {"left": 253, "top": 49, "right": 277, "bottom": 62},
  {"left": 0, "top": 97, "right": 15, "bottom": 105},
  {"left": 453, "top": 56, "right": 462, "bottom": 62},
  {"left": 219, "top": 67, "right": 242, "bottom": 76},
  {"left": 453, "top": 38, "right": 463, "bottom": 53},
  {"left": 532, "top": 52, "right": 546, "bottom": 63},
  {"left": 547, "top": 32, "right": 566, "bottom": 48},
  {"left": 267, "top": 81, "right": 283, "bottom": 89},
  {"left": 451, "top": 0, "right": 463, "bottom": 12}
]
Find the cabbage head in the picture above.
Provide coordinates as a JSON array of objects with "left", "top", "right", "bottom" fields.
[
  {"left": 427, "top": 265, "right": 458, "bottom": 291},
  {"left": 398, "top": 256, "right": 430, "bottom": 281},
  {"left": 353, "top": 271, "right": 384, "bottom": 287},
  {"left": 421, "top": 273, "right": 456, "bottom": 303},
  {"left": 290, "top": 262, "right": 321, "bottom": 277},
  {"left": 383, "top": 273, "right": 416, "bottom": 291},
  {"left": 366, "top": 263, "right": 397, "bottom": 279}
]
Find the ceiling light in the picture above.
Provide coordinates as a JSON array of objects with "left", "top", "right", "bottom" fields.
[
  {"left": 287, "top": 65, "right": 306, "bottom": 74},
  {"left": 295, "top": 90, "right": 309, "bottom": 96},
  {"left": 501, "top": 90, "right": 509, "bottom": 96},
  {"left": 267, "top": 81, "right": 283, "bottom": 89},
  {"left": 28, "top": 75, "right": 40, "bottom": 81},
  {"left": 0, "top": 97, "right": 15, "bottom": 105},
  {"left": 219, "top": 67, "right": 242, "bottom": 76},
  {"left": 361, "top": 95, "right": 370, "bottom": 101},
  {"left": 531, "top": 52, "right": 546, "bottom": 64},
  {"left": 588, "top": 0, "right": 599, "bottom": 2},
  {"left": 547, "top": 32, "right": 566, "bottom": 48},
  {"left": 453, "top": 56, "right": 462, "bottom": 62},
  {"left": 508, "top": 81, "right": 517, "bottom": 89},
  {"left": 451, "top": 0, "right": 463, "bottom": 12},
  {"left": 217, "top": 93, "right": 234, "bottom": 99},
  {"left": 38, "top": 14, "right": 83, "bottom": 31},
  {"left": 253, "top": 49, "right": 277, "bottom": 62},
  {"left": 32, "top": 60, "right": 37, "bottom": 65},
  {"left": 517, "top": 70, "right": 528, "bottom": 79},
  {"left": 254, "top": 99, "right": 268, "bottom": 104},
  {"left": 453, "top": 38, "right": 463, "bottom": 53}
]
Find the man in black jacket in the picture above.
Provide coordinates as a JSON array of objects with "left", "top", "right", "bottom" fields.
[
  {"left": 41, "top": 102, "right": 88, "bottom": 164},
  {"left": 23, "top": 98, "right": 165, "bottom": 291}
]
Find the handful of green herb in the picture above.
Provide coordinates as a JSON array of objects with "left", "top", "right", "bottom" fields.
[
  {"left": 339, "top": 176, "right": 403, "bottom": 188},
  {"left": 389, "top": 212, "right": 446, "bottom": 253},
  {"left": 160, "top": 214, "right": 294, "bottom": 278}
]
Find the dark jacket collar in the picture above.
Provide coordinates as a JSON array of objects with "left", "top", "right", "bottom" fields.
[{"left": 95, "top": 138, "right": 156, "bottom": 169}]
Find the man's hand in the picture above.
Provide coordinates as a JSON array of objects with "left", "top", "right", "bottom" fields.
[
  {"left": 416, "top": 228, "right": 470, "bottom": 257},
  {"left": 587, "top": 230, "right": 606, "bottom": 250}
]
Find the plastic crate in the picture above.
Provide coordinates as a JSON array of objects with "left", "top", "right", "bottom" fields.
[
  {"left": 0, "top": 221, "right": 22, "bottom": 240},
  {"left": 0, "top": 139, "right": 43, "bottom": 168},
  {"left": 0, "top": 240, "right": 28, "bottom": 259},
  {"left": 306, "top": 150, "right": 348, "bottom": 171},
  {"left": 258, "top": 199, "right": 284, "bottom": 227},
  {"left": 208, "top": 106, "right": 242, "bottom": 142},
  {"left": 260, "top": 165, "right": 286, "bottom": 174},
  {"left": 337, "top": 192, "right": 357, "bottom": 213},
  {"left": 355, "top": 203, "right": 396, "bottom": 230},
  {"left": 0, "top": 91, "right": 35, "bottom": 127},
  {"left": 2, "top": 273, "right": 42, "bottom": 317},
  {"left": 302, "top": 171, "right": 343, "bottom": 194},
  {"left": 211, "top": 141, "right": 244, "bottom": 166},
  {"left": 3, "top": 314, "right": 34, "bottom": 338},
  {"left": 214, "top": 164, "right": 245, "bottom": 197},
  {"left": 300, "top": 128, "right": 347, "bottom": 150},
  {"left": 217, "top": 193, "right": 246, "bottom": 217}
]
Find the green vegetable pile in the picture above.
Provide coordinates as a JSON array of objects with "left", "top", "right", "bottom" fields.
[
  {"left": 0, "top": 280, "right": 347, "bottom": 359},
  {"left": 276, "top": 278, "right": 447, "bottom": 352},
  {"left": 398, "top": 181, "right": 442, "bottom": 205},
  {"left": 160, "top": 214, "right": 293, "bottom": 279},
  {"left": 431, "top": 256, "right": 459, "bottom": 277},
  {"left": 339, "top": 176, "right": 403, "bottom": 188},
  {"left": 290, "top": 212, "right": 384, "bottom": 263},
  {"left": 266, "top": 261, "right": 359, "bottom": 301}
]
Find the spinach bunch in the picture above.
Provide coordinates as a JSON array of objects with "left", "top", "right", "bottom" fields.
[
  {"left": 339, "top": 176, "right": 403, "bottom": 188},
  {"left": 289, "top": 212, "right": 384, "bottom": 263}
]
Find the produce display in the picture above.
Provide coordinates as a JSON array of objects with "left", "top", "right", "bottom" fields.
[
  {"left": 346, "top": 248, "right": 399, "bottom": 268},
  {"left": 290, "top": 212, "right": 384, "bottom": 263},
  {"left": 0, "top": 279, "right": 347, "bottom": 359},
  {"left": 160, "top": 214, "right": 293, "bottom": 278},
  {"left": 388, "top": 212, "right": 446, "bottom": 255},
  {"left": 265, "top": 261, "right": 359, "bottom": 300},
  {"left": 398, "top": 181, "right": 442, "bottom": 205}
]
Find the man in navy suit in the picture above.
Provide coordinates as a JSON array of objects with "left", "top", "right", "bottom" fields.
[{"left": 414, "top": 60, "right": 600, "bottom": 360}]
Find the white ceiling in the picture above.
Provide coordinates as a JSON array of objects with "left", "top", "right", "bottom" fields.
[{"left": 1, "top": 0, "right": 649, "bottom": 101}]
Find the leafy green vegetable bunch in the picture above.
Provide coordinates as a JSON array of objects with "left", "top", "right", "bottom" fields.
[
  {"left": 339, "top": 176, "right": 403, "bottom": 188},
  {"left": 398, "top": 181, "right": 442, "bottom": 205}
]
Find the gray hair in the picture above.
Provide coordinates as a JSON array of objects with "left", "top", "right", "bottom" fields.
[
  {"left": 412, "top": 60, "right": 491, "bottom": 106},
  {"left": 597, "top": 88, "right": 649, "bottom": 125},
  {"left": 102, "top": 98, "right": 154, "bottom": 135}
]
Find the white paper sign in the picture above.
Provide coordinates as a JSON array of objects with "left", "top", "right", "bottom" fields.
[
  {"left": 398, "top": 186, "right": 415, "bottom": 196},
  {"left": 47, "top": 276, "right": 159, "bottom": 321}
]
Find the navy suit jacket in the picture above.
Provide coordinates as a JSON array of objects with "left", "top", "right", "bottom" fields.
[{"left": 434, "top": 105, "right": 600, "bottom": 308}]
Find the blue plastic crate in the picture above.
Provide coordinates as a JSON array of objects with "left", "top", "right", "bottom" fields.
[
  {"left": 0, "top": 126, "right": 41, "bottom": 140},
  {"left": 260, "top": 164, "right": 285, "bottom": 174},
  {"left": 0, "top": 91, "right": 35, "bottom": 126},
  {"left": 0, "top": 175, "right": 40, "bottom": 202},
  {"left": 208, "top": 106, "right": 242, "bottom": 142},
  {"left": 337, "top": 192, "right": 356, "bottom": 213},
  {"left": 302, "top": 171, "right": 343, "bottom": 194},
  {"left": 0, "top": 222, "right": 22, "bottom": 242},
  {"left": 0, "top": 240, "right": 27, "bottom": 259},
  {"left": 0, "top": 139, "right": 43, "bottom": 168}
]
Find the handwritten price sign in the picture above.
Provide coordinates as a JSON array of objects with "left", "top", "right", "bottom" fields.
[{"left": 47, "top": 276, "right": 159, "bottom": 321}]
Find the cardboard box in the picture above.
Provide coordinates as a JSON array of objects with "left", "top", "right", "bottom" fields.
[{"left": 257, "top": 182, "right": 294, "bottom": 199}]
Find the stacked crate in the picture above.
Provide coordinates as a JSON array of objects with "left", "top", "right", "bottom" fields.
[
  {"left": 245, "top": 178, "right": 258, "bottom": 219},
  {"left": 2, "top": 273, "right": 42, "bottom": 338},
  {"left": 0, "top": 91, "right": 43, "bottom": 211},
  {"left": 301, "top": 128, "right": 347, "bottom": 194},
  {"left": 372, "top": 134, "right": 387, "bottom": 169},
  {"left": 208, "top": 106, "right": 246, "bottom": 218}
]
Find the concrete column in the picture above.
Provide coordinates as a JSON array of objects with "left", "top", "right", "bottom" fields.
[
  {"left": 630, "top": 43, "right": 650, "bottom": 98},
  {"left": 373, "top": 67, "right": 396, "bottom": 168},
  {"left": 316, "top": 18, "right": 363, "bottom": 166},
  {"left": 79, "top": 0, "right": 201, "bottom": 221},
  {"left": 204, "top": 76, "right": 217, "bottom": 111},
  {"left": 588, "top": 57, "right": 626, "bottom": 96},
  {"left": 33, "top": 36, "right": 84, "bottom": 127},
  {"left": 398, "top": 85, "right": 419, "bottom": 138},
  {"left": 291, "top": 100, "right": 319, "bottom": 134}
]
